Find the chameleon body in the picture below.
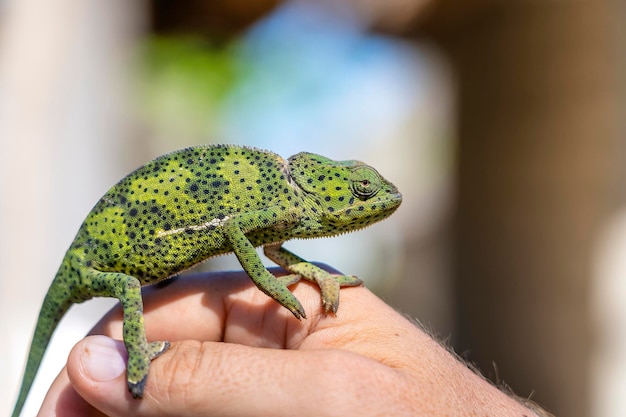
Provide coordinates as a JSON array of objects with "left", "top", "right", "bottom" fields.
[{"left": 11, "top": 144, "right": 401, "bottom": 417}]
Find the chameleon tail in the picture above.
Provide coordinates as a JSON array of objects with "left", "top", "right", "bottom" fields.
[{"left": 11, "top": 269, "right": 79, "bottom": 417}]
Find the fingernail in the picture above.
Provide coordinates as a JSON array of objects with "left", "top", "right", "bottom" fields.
[{"left": 81, "top": 336, "right": 127, "bottom": 382}]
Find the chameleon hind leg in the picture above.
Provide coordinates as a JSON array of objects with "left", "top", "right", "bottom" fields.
[
  {"left": 263, "top": 243, "right": 363, "bottom": 314},
  {"left": 84, "top": 269, "right": 169, "bottom": 398}
]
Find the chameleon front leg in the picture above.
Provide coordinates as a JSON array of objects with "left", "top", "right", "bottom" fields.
[
  {"left": 222, "top": 220, "right": 307, "bottom": 319},
  {"left": 263, "top": 243, "right": 363, "bottom": 314},
  {"left": 84, "top": 269, "right": 169, "bottom": 397}
]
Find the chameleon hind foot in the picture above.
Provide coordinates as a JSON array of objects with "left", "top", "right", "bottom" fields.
[{"left": 127, "top": 340, "right": 170, "bottom": 398}]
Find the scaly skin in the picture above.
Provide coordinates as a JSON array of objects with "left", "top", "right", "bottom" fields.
[{"left": 11, "top": 144, "right": 402, "bottom": 417}]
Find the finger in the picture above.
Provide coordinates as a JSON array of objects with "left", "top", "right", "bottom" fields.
[
  {"left": 37, "top": 366, "right": 105, "bottom": 417},
  {"left": 67, "top": 335, "right": 403, "bottom": 417},
  {"left": 90, "top": 269, "right": 314, "bottom": 346},
  {"left": 88, "top": 267, "right": 364, "bottom": 348},
  {"left": 89, "top": 268, "right": 425, "bottom": 369}
]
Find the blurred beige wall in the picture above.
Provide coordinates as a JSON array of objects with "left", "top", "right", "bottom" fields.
[
  {"left": 418, "top": 1, "right": 625, "bottom": 416},
  {"left": 0, "top": 1, "right": 144, "bottom": 415}
]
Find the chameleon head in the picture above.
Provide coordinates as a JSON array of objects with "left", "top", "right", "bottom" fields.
[{"left": 287, "top": 152, "right": 402, "bottom": 236}]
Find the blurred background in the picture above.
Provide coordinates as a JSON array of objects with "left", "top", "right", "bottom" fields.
[{"left": 0, "top": 1, "right": 624, "bottom": 416}]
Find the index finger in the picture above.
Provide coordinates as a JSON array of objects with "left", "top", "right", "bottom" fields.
[{"left": 89, "top": 267, "right": 423, "bottom": 367}]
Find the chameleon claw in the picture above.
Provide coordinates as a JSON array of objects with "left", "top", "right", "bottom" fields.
[
  {"left": 289, "top": 300, "right": 307, "bottom": 320},
  {"left": 147, "top": 340, "right": 170, "bottom": 360},
  {"left": 322, "top": 297, "right": 339, "bottom": 315},
  {"left": 128, "top": 375, "right": 147, "bottom": 399}
]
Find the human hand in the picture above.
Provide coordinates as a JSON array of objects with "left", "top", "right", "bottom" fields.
[{"left": 38, "top": 267, "right": 544, "bottom": 417}]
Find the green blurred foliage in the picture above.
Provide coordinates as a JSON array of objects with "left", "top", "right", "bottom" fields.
[{"left": 137, "top": 37, "right": 238, "bottom": 142}]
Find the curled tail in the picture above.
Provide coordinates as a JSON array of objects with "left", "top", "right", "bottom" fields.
[{"left": 11, "top": 265, "right": 82, "bottom": 417}]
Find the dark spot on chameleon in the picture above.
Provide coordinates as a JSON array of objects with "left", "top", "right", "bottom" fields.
[
  {"left": 190, "top": 183, "right": 199, "bottom": 192},
  {"left": 307, "top": 178, "right": 313, "bottom": 184},
  {"left": 86, "top": 260, "right": 93, "bottom": 267},
  {"left": 336, "top": 186, "right": 342, "bottom": 191},
  {"left": 339, "top": 196, "right": 345, "bottom": 202},
  {"left": 328, "top": 207, "right": 335, "bottom": 213},
  {"left": 129, "top": 232, "right": 136, "bottom": 239},
  {"left": 324, "top": 196, "right": 331, "bottom": 202},
  {"left": 349, "top": 197, "right": 355, "bottom": 204},
  {"left": 318, "top": 175, "right": 325, "bottom": 181}
]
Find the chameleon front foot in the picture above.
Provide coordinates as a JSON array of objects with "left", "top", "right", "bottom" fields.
[
  {"left": 274, "top": 286, "right": 306, "bottom": 320},
  {"left": 127, "top": 340, "right": 170, "bottom": 398},
  {"left": 318, "top": 274, "right": 363, "bottom": 314},
  {"left": 264, "top": 243, "right": 364, "bottom": 315}
]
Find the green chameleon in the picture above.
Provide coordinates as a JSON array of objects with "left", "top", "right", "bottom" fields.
[{"left": 11, "top": 144, "right": 401, "bottom": 417}]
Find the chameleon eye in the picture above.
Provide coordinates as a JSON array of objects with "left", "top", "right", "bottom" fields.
[{"left": 349, "top": 166, "right": 382, "bottom": 199}]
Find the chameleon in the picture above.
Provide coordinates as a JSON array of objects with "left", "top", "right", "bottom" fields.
[{"left": 11, "top": 144, "right": 402, "bottom": 417}]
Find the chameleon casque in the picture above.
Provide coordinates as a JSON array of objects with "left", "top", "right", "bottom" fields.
[{"left": 11, "top": 144, "right": 402, "bottom": 416}]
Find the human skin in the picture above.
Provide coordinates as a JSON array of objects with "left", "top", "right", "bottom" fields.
[{"left": 37, "top": 268, "right": 544, "bottom": 417}]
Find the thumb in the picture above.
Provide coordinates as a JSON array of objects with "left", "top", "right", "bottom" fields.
[{"left": 67, "top": 335, "right": 384, "bottom": 417}]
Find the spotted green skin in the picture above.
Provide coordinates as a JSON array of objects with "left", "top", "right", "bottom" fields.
[{"left": 12, "top": 144, "right": 401, "bottom": 417}]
